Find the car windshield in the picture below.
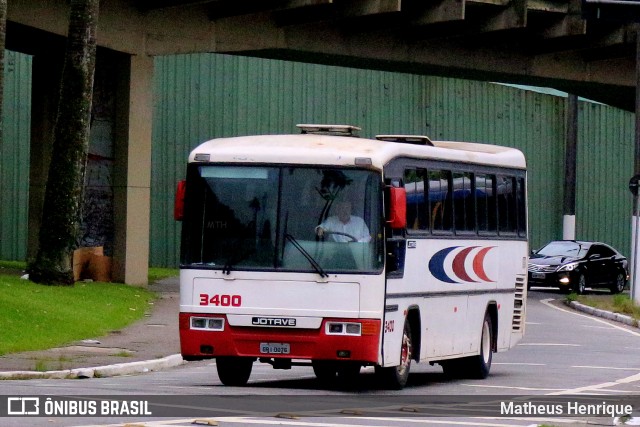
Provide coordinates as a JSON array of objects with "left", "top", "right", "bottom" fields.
[
  {"left": 536, "top": 241, "right": 588, "bottom": 258},
  {"left": 180, "top": 164, "right": 384, "bottom": 274}
]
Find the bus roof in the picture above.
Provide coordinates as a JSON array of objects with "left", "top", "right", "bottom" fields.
[{"left": 188, "top": 132, "right": 527, "bottom": 170}]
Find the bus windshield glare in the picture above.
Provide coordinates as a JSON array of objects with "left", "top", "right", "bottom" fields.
[{"left": 181, "top": 165, "right": 384, "bottom": 274}]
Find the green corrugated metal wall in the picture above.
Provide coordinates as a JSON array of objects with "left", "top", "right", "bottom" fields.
[
  {"left": 0, "top": 51, "right": 634, "bottom": 267},
  {"left": 151, "top": 53, "right": 635, "bottom": 267},
  {"left": 576, "top": 103, "right": 635, "bottom": 255},
  {"left": 0, "top": 50, "right": 32, "bottom": 262},
  {"left": 422, "top": 81, "right": 568, "bottom": 251},
  {"left": 151, "top": 54, "right": 428, "bottom": 266}
]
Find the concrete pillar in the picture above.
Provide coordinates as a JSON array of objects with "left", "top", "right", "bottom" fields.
[
  {"left": 113, "top": 54, "right": 153, "bottom": 286},
  {"left": 562, "top": 215, "right": 576, "bottom": 240}
]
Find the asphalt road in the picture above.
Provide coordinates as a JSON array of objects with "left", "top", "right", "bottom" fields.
[{"left": 3, "top": 288, "right": 640, "bottom": 427}]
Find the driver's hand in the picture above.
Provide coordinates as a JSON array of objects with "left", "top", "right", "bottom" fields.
[{"left": 315, "top": 226, "right": 325, "bottom": 237}]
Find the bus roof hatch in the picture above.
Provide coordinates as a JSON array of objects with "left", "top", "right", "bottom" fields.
[
  {"left": 296, "top": 124, "right": 361, "bottom": 137},
  {"left": 375, "top": 135, "right": 433, "bottom": 146}
]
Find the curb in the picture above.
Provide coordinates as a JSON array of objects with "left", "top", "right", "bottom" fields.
[
  {"left": 567, "top": 301, "right": 640, "bottom": 329},
  {"left": 0, "top": 354, "right": 185, "bottom": 380}
]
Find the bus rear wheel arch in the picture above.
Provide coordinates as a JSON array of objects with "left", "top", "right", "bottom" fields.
[{"left": 441, "top": 307, "right": 496, "bottom": 379}]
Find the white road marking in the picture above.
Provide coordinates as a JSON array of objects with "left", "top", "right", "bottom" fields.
[
  {"left": 517, "top": 343, "right": 580, "bottom": 346},
  {"left": 548, "top": 370, "right": 640, "bottom": 395},
  {"left": 216, "top": 417, "right": 534, "bottom": 427},
  {"left": 493, "top": 363, "right": 545, "bottom": 366},
  {"left": 571, "top": 365, "right": 640, "bottom": 371},
  {"left": 462, "top": 384, "right": 565, "bottom": 391},
  {"left": 540, "top": 298, "right": 640, "bottom": 337}
]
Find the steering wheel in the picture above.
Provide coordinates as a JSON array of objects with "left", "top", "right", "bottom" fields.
[{"left": 322, "top": 230, "right": 358, "bottom": 242}]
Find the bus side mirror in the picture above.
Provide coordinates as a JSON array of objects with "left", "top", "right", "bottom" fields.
[
  {"left": 174, "top": 180, "right": 186, "bottom": 221},
  {"left": 387, "top": 187, "right": 407, "bottom": 229}
]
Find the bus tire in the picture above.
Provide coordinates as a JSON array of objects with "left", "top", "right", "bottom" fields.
[
  {"left": 337, "top": 362, "right": 361, "bottom": 386},
  {"left": 440, "top": 359, "right": 464, "bottom": 378},
  {"left": 376, "top": 320, "right": 412, "bottom": 390},
  {"left": 312, "top": 360, "right": 337, "bottom": 383},
  {"left": 216, "top": 356, "right": 253, "bottom": 386},
  {"left": 467, "top": 311, "right": 493, "bottom": 379}
]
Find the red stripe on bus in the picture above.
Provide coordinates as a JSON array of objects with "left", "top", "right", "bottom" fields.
[{"left": 179, "top": 313, "right": 380, "bottom": 363}]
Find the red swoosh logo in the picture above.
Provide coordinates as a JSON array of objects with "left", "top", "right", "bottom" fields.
[
  {"left": 473, "top": 247, "right": 495, "bottom": 282},
  {"left": 452, "top": 246, "right": 478, "bottom": 282}
]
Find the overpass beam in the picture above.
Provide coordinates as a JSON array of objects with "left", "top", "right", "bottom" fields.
[{"left": 412, "top": 0, "right": 465, "bottom": 25}]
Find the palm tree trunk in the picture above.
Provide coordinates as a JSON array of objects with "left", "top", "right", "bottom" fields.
[{"left": 28, "top": 0, "right": 100, "bottom": 285}]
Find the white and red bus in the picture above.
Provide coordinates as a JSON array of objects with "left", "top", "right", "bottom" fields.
[{"left": 175, "top": 124, "right": 528, "bottom": 389}]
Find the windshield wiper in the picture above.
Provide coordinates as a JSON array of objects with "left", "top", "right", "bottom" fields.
[
  {"left": 222, "top": 247, "right": 255, "bottom": 275},
  {"left": 284, "top": 233, "right": 328, "bottom": 278}
]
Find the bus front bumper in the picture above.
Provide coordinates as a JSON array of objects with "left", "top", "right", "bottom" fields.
[{"left": 179, "top": 313, "right": 380, "bottom": 363}]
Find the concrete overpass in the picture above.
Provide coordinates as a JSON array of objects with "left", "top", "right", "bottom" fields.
[{"left": 5, "top": 0, "right": 639, "bottom": 284}]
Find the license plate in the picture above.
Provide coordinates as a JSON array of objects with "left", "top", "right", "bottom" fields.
[
  {"left": 532, "top": 272, "right": 545, "bottom": 279},
  {"left": 260, "top": 342, "right": 290, "bottom": 354}
]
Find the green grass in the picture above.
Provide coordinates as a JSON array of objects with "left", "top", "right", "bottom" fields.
[
  {"left": 570, "top": 293, "right": 640, "bottom": 322},
  {"left": 148, "top": 267, "right": 179, "bottom": 284},
  {"left": 0, "top": 260, "right": 162, "bottom": 356}
]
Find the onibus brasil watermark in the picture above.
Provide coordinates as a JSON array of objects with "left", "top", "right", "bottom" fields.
[{"left": 6, "top": 397, "right": 151, "bottom": 416}]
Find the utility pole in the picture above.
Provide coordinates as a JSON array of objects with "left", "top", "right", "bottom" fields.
[
  {"left": 563, "top": 94, "right": 578, "bottom": 241},
  {"left": 632, "top": 26, "right": 640, "bottom": 305}
]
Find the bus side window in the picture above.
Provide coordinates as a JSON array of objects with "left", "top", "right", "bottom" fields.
[
  {"left": 429, "top": 169, "right": 452, "bottom": 233},
  {"left": 477, "top": 174, "right": 497, "bottom": 234},
  {"left": 497, "top": 175, "right": 517, "bottom": 234},
  {"left": 516, "top": 177, "right": 527, "bottom": 237},
  {"left": 403, "top": 168, "right": 429, "bottom": 231}
]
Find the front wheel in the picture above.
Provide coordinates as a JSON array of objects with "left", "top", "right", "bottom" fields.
[
  {"left": 376, "top": 320, "right": 412, "bottom": 389},
  {"left": 574, "top": 274, "right": 586, "bottom": 295},
  {"left": 610, "top": 272, "right": 626, "bottom": 294},
  {"left": 216, "top": 357, "right": 253, "bottom": 386}
]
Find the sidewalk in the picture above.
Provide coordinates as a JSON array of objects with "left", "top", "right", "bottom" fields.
[
  {"left": 1, "top": 280, "right": 637, "bottom": 380},
  {"left": 0, "top": 277, "right": 184, "bottom": 379}
]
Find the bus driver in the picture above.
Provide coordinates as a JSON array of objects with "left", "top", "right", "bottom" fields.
[{"left": 315, "top": 201, "right": 371, "bottom": 242}]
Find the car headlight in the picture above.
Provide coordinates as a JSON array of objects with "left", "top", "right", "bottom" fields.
[{"left": 557, "top": 262, "right": 578, "bottom": 272}]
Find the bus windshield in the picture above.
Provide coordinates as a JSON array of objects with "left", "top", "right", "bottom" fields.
[{"left": 181, "top": 165, "right": 384, "bottom": 274}]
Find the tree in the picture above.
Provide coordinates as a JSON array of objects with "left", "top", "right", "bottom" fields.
[{"left": 28, "top": 0, "right": 100, "bottom": 285}]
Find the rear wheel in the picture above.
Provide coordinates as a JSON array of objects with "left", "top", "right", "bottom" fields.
[
  {"left": 216, "top": 357, "right": 253, "bottom": 386},
  {"left": 376, "top": 320, "right": 412, "bottom": 389},
  {"left": 610, "top": 272, "right": 626, "bottom": 294},
  {"left": 312, "top": 360, "right": 337, "bottom": 383},
  {"left": 440, "top": 359, "right": 464, "bottom": 378},
  {"left": 442, "top": 312, "right": 493, "bottom": 379},
  {"left": 466, "top": 311, "right": 493, "bottom": 379}
]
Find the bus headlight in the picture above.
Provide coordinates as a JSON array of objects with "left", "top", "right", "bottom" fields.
[
  {"left": 191, "top": 316, "right": 225, "bottom": 331},
  {"left": 326, "top": 322, "right": 361, "bottom": 336}
]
